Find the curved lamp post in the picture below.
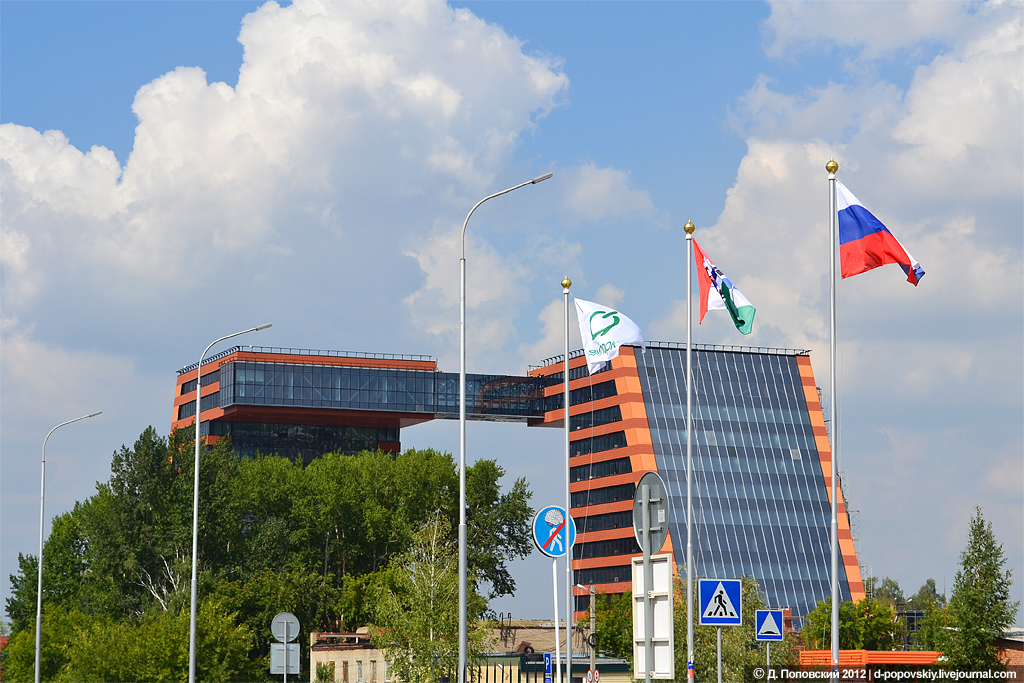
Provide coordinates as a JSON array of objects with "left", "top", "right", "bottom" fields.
[
  {"left": 459, "top": 172, "right": 551, "bottom": 683},
  {"left": 188, "top": 323, "right": 271, "bottom": 683},
  {"left": 35, "top": 411, "right": 102, "bottom": 683}
]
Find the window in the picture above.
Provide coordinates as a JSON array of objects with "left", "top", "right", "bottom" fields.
[
  {"left": 570, "top": 457, "right": 632, "bottom": 482},
  {"left": 570, "top": 431, "right": 627, "bottom": 457},
  {"left": 357, "top": 661, "right": 363, "bottom": 682}
]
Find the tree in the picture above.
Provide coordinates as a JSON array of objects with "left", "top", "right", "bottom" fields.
[
  {"left": 803, "top": 597, "right": 905, "bottom": 651},
  {"left": 875, "top": 578, "right": 905, "bottom": 607},
  {"left": 373, "top": 513, "right": 485, "bottom": 683},
  {"left": 595, "top": 591, "right": 633, "bottom": 665},
  {"left": 908, "top": 579, "right": 946, "bottom": 611},
  {"left": 946, "top": 507, "right": 1019, "bottom": 670}
]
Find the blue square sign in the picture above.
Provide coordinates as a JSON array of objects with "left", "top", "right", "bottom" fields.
[
  {"left": 755, "top": 610, "right": 785, "bottom": 641},
  {"left": 698, "top": 579, "right": 742, "bottom": 626}
]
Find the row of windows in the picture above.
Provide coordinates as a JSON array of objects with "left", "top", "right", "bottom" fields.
[
  {"left": 570, "top": 405, "right": 622, "bottom": 432},
  {"left": 570, "top": 431, "right": 627, "bottom": 457},
  {"left": 646, "top": 402, "right": 811, "bottom": 427},
  {"left": 652, "top": 428, "right": 815, "bottom": 452},
  {"left": 180, "top": 371, "right": 220, "bottom": 395},
  {"left": 576, "top": 510, "right": 633, "bottom": 533},
  {"left": 570, "top": 457, "right": 632, "bottom": 483},
  {"left": 545, "top": 380, "right": 618, "bottom": 411},
  {"left": 543, "top": 361, "right": 611, "bottom": 386},
  {"left": 572, "top": 482, "right": 635, "bottom": 508},
  {"left": 576, "top": 565, "right": 631, "bottom": 586},
  {"left": 573, "top": 536, "right": 640, "bottom": 560},
  {"left": 177, "top": 391, "right": 221, "bottom": 420}
]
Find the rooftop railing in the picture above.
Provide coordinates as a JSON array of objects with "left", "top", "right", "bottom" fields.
[{"left": 178, "top": 345, "right": 436, "bottom": 374}]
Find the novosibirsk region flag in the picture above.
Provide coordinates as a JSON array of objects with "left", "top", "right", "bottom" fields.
[
  {"left": 693, "top": 240, "right": 755, "bottom": 335},
  {"left": 574, "top": 298, "right": 645, "bottom": 374}
]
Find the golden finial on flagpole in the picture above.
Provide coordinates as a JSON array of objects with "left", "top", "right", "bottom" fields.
[
  {"left": 684, "top": 220, "right": 695, "bottom": 235},
  {"left": 826, "top": 158, "right": 839, "bottom": 174},
  {"left": 561, "top": 276, "right": 572, "bottom": 290}
]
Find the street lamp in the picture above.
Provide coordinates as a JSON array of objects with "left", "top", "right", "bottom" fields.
[
  {"left": 458, "top": 172, "right": 552, "bottom": 683},
  {"left": 35, "top": 411, "right": 102, "bottom": 683},
  {"left": 188, "top": 323, "right": 271, "bottom": 683}
]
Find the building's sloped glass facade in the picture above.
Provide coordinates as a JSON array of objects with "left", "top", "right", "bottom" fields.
[{"left": 636, "top": 345, "right": 849, "bottom": 623}]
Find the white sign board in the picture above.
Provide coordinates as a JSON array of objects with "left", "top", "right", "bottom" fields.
[
  {"left": 632, "top": 553, "right": 675, "bottom": 679},
  {"left": 270, "top": 643, "right": 301, "bottom": 675}
]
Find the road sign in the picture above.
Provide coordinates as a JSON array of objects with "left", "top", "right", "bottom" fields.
[
  {"left": 544, "top": 653, "right": 552, "bottom": 683},
  {"left": 632, "top": 553, "right": 675, "bottom": 679},
  {"left": 698, "top": 579, "right": 742, "bottom": 626},
  {"left": 271, "top": 612, "right": 300, "bottom": 642},
  {"left": 632, "top": 471, "right": 670, "bottom": 554},
  {"left": 270, "top": 643, "right": 300, "bottom": 674},
  {"left": 588, "top": 670, "right": 593, "bottom": 683},
  {"left": 755, "top": 610, "right": 784, "bottom": 641},
  {"left": 533, "top": 506, "right": 577, "bottom": 558}
]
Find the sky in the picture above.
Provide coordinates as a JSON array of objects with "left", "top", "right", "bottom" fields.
[{"left": 2, "top": 0, "right": 1021, "bottom": 624}]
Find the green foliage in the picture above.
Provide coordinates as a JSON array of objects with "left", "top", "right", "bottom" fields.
[
  {"left": 4, "top": 426, "right": 535, "bottom": 681},
  {"left": 596, "top": 591, "right": 633, "bottom": 665},
  {"left": 1, "top": 601, "right": 256, "bottom": 682},
  {"left": 316, "top": 661, "right": 336, "bottom": 683},
  {"left": 875, "top": 578, "right": 905, "bottom": 607},
  {"left": 803, "top": 596, "right": 906, "bottom": 651},
  {"left": 946, "top": 507, "right": 1019, "bottom": 670},
  {"left": 373, "top": 513, "right": 485, "bottom": 683}
]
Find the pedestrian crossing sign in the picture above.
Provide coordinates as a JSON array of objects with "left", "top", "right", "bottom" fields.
[{"left": 698, "top": 579, "right": 742, "bottom": 626}]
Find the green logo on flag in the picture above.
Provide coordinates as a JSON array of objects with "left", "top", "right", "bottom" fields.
[{"left": 588, "top": 310, "right": 621, "bottom": 340}]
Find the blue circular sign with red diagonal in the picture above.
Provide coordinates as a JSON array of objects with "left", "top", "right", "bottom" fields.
[{"left": 532, "top": 505, "right": 577, "bottom": 558}]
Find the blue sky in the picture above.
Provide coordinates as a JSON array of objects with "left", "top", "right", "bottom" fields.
[{"left": 2, "top": 0, "right": 1021, "bottom": 623}]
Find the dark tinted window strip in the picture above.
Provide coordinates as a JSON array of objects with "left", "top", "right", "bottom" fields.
[
  {"left": 573, "top": 536, "right": 641, "bottom": 560},
  {"left": 570, "top": 457, "right": 632, "bottom": 483},
  {"left": 570, "top": 431, "right": 627, "bottom": 457},
  {"left": 572, "top": 482, "right": 635, "bottom": 508},
  {"left": 577, "top": 510, "right": 634, "bottom": 533},
  {"left": 576, "top": 565, "right": 631, "bottom": 585},
  {"left": 545, "top": 380, "right": 618, "bottom": 411},
  {"left": 570, "top": 405, "right": 623, "bottom": 432}
]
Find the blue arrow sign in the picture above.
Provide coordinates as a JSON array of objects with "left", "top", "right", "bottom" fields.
[
  {"left": 755, "top": 610, "right": 785, "bottom": 641},
  {"left": 532, "top": 506, "right": 577, "bottom": 558},
  {"left": 699, "top": 578, "right": 742, "bottom": 626}
]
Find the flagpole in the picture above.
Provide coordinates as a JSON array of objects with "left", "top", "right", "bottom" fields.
[
  {"left": 563, "top": 276, "right": 573, "bottom": 683},
  {"left": 826, "top": 158, "right": 840, "bottom": 671},
  {"left": 683, "top": 220, "right": 696, "bottom": 679}
]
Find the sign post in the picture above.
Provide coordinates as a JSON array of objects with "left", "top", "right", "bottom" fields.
[
  {"left": 270, "top": 612, "right": 300, "bottom": 680},
  {"left": 699, "top": 580, "right": 742, "bottom": 683},
  {"left": 755, "top": 609, "right": 785, "bottom": 668},
  {"left": 534, "top": 506, "right": 576, "bottom": 683},
  {"left": 632, "top": 472, "right": 671, "bottom": 683}
]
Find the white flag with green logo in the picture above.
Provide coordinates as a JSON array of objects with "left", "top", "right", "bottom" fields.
[{"left": 574, "top": 298, "right": 645, "bottom": 374}]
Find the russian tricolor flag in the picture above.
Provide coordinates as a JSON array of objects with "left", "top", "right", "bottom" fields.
[{"left": 837, "top": 181, "right": 924, "bottom": 286}]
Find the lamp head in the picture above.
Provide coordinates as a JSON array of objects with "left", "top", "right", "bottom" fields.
[
  {"left": 532, "top": 172, "right": 553, "bottom": 184},
  {"left": 255, "top": 323, "right": 273, "bottom": 331}
]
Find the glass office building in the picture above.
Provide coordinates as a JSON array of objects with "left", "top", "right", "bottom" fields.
[
  {"left": 173, "top": 342, "right": 863, "bottom": 621},
  {"left": 530, "top": 343, "right": 863, "bottom": 624}
]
